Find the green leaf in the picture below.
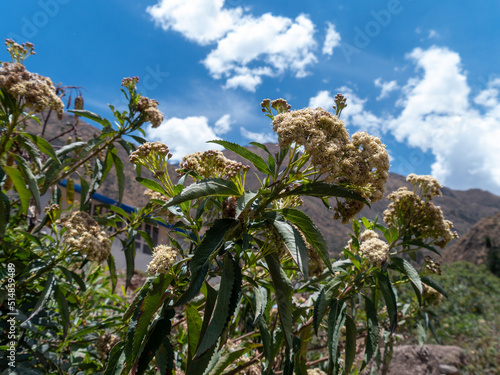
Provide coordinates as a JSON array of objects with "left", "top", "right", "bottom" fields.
[
  {"left": 390, "top": 257, "right": 422, "bottom": 303},
  {"left": 21, "top": 132, "right": 59, "bottom": 162},
  {"left": 210, "top": 343, "right": 259, "bottom": 375},
  {"left": 0, "top": 191, "right": 10, "bottom": 237},
  {"left": 69, "top": 109, "right": 112, "bottom": 128},
  {"left": 11, "top": 153, "right": 41, "bottom": 212},
  {"left": 174, "top": 219, "right": 238, "bottom": 307},
  {"left": 344, "top": 315, "right": 357, "bottom": 375},
  {"left": 256, "top": 315, "right": 272, "bottom": 373},
  {"left": 401, "top": 238, "right": 441, "bottom": 256},
  {"left": 165, "top": 178, "right": 240, "bottom": 208},
  {"left": 265, "top": 251, "right": 294, "bottom": 349},
  {"left": 24, "top": 273, "right": 55, "bottom": 323},
  {"left": 361, "top": 296, "right": 379, "bottom": 371},
  {"left": 249, "top": 141, "right": 272, "bottom": 155},
  {"left": 313, "top": 276, "right": 343, "bottom": 335},
  {"left": 136, "top": 307, "right": 175, "bottom": 374},
  {"left": 281, "top": 208, "right": 332, "bottom": 273},
  {"left": 136, "top": 176, "right": 169, "bottom": 196},
  {"left": 236, "top": 190, "right": 259, "bottom": 219},
  {"left": 55, "top": 141, "right": 86, "bottom": 157},
  {"left": 111, "top": 151, "right": 125, "bottom": 204},
  {"left": 384, "top": 226, "right": 399, "bottom": 244},
  {"left": 352, "top": 219, "right": 361, "bottom": 237},
  {"left": 85, "top": 157, "right": 104, "bottom": 205},
  {"left": 186, "top": 304, "right": 203, "bottom": 359},
  {"left": 253, "top": 285, "right": 268, "bottom": 325},
  {"left": 362, "top": 217, "right": 372, "bottom": 229},
  {"left": 421, "top": 276, "right": 448, "bottom": 298},
  {"left": 107, "top": 254, "right": 117, "bottom": 293},
  {"left": 54, "top": 285, "right": 70, "bottom": 338},
  {"left": 4, "top": 166, "right": 30, "bottom": 214},
  {"left": 124, "top": 274, "right": 173, "bottom": 373},
  {"left": 102, "top": 341, "right": 126, "bottom": 375},
  {"left": 209, "top": 140, "right": 271, "bottom": 175},
  {"left": 15, "top": 134, "right": 42, "bottom": 171},
  {"left": 195, "top": 254, "right": 242, "bottom": 357},
  {"left": 377, "top": 272, "right": 398, "bottom": 332},
  {"left": 280, "top": 182, "right": 368, "bottom": 205},
  {"left": 327, "top": 299, "right": 347, "bottom": 375},
  {"left": 269, "top": 214, "right": 309, "bottom": 278}
]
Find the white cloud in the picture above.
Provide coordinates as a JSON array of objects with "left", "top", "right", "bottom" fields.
[
  {"left": 148, "top": 0, "right": 318, "bottom": 91},
  {"left": 309, "top": 90, "right": 334, "bottom": 109},
  {"left": 323, "top": 22, "right": 341, "bottom": 55},
  {"left": 385, "top": 46, "right": 500, "bottom": 194},
  {"left": 146, "top": 0, "right": 241, "bottom": 45},
  {"left": 428, "top": 29, "right": 439, "bottom": 39},
  {"left": 309, "top": 88, "right": 383, "bottom": 134},
  {"left": 374, "top": 78, "right": 399, "bottom": 100},
  {"left": 240, "top": 127, "right": 277, "bottom": 144},
  {"left": 146, "top": 116, "right": 224, "bottom": 161},
  {"left": 214, "top": 114, "right": 232, "bottom": 134}
]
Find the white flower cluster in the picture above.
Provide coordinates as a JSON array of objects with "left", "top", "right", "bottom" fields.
[
  {"left": 356, "top": 230, "right": 389, "bottom": 267},
  {"left": 147, "top": 244, "right": 179, "bottom": 275},
  {"left": 272, "top": 108, "right": 389, "bottom": 223},
  {"left": 177, "top": 150, "right": 249, "bottom": 180},
  {"left": 307, "top": 369, "right": 327, "bottom": 375},
  {"left": 57, "top": 211, "right": 111, "bottom": 263}
]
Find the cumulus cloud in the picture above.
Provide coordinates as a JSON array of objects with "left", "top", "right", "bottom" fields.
[
  {"left": 146, "top": 0, "right": 241, "bottom": 45},
  {"left": 386, "top": 46, "right": 500, "bottom": 193},
  {"left": 374, "top": 78, "right": 399, "bottom": 100},
  {"left": 240, "top": 127, "right": 277, "bottom": 144},
  {"left": 323, "top": 22, "right": 341, "bottom": 55},
  {"left": 308, "top": 88, "right": 383, "bottom": 134},
  {"left": 147, "top": 0, "right": 318, "bottom": 91},
  {"left": 214, "top": 114, "right": 232, "bottom": 134},
  {"left": 146, "top": 116, "right": 225, "bottom": 161},
  {"left": 309, "top": 90, "right": 334, "bottom": 109}
]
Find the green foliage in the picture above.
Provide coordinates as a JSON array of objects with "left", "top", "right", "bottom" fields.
[{"left": 0, "top": 41, "right": 461, "bottom": 375}]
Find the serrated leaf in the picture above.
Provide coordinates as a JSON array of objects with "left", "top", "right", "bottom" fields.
[
  {"left": 102, "top": 341, "right": 126, "bottom": 375},
  {"left": 327, "top": 299, "right": 346, "bottom": 375},
  {"left": 0, "top": 191, "right": 10, "bottom": 236},
  {"left": 401, "top": 238, "right": 441, "bottom": 256},
  {"left": 175, "top": 219, "right": 237, "bottom": 307},
  {"left": 390, "top": 257, "right": 422, "bottom": 304},
  {"left": 280, "top": 182, "right": 369, "bottom": 205},
  {"left": 236, "top": 190, "right": 259, "bottom": 218},
  {"left": 55, "top": 141, "right": 86, "bottom": 157},
  {"left": 361, "top": 296, "right": 379, "bottom": 371},
  {"left": 377, "top": 272, "right": 398, "bottom": 332},
  {"left": 384, "top": 226, "right": 399, "bottom": 244},
  {"left": 344, "top": 315, "right": 357, "bottom": 375},
  {"left": 11, "top": 153, "right": 41, "bottom": 212},
  {"left": 4, "top": 166, "right": 30, "bottom": 214},
  {"left": 265, "top": 252, "right": 294, "bottom": 349},
  {"left": 54, "top": 285, "right": 70, "bottom": 338},
  {"left": 110, "top": 151, "right": 125, "bottom": 204},
  {"left": 186, "top": 304, "right": 203, "bottom": 358},
  {"left": 209, "top": 140, "right": 271, "bottom": 175},
  {"left": 21, "top": 132, "right": 59, "bottom": 162},
  {"left": 269, "top": 214, "right": 309, "bottom": 278},
  {"left": 249, "top": 141, "right": 272, "bottom": 155},
  {"left": 253, "top": 285, "right": 268, "bottom": 325},
  {"left": 15, "top": 134, "right": 42, "bottom": 171},
  {"left": 69, "top": 109, "right": 113, "bottom": 128},
  {"left": 352, "top": 219, "right": 361, "bottom": 237},
  {"left": 281, "top": 208, "right": 332, "bottom": 273},
  {"left": 195, "top": 254, "right": 242, "bottom": 357},
  {"left": 313, "top": 277, "right": 343, "bottom": 335},
  {"left": 24, "top": 273, "right": 55, "bottom": 323},
  {"left": 421, "top": 276, "right": 448, "bottom": 298},
  {"left": 165, "top": 178, "right": 240, "bottom": 208},
  {"left": 124, "top": 274, "right": 173, "bottom": 373},
  {"left": 136, "top": 176, "right": 169, "bottom": 196}
]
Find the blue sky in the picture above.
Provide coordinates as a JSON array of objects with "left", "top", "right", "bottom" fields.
[{"left": 2, "top": 0, "right": 500, "bottom": 194}]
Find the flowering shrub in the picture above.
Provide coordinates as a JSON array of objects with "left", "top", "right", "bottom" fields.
[{"left": 0, "top": 40, "right": 458, "bottom": 375}]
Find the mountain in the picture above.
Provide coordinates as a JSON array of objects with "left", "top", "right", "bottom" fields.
[
  {"left": 442, "top": 211, "right": 500, "bottom": 265},
  {"left": 30, "top": 112, "right": 500, "bottom": 256}
]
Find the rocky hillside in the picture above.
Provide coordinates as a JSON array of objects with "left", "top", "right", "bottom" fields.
[
  {"left": 31, "top": 112, "right": 500, "bottom": 257},
  {"left": 442, "top": 211, "right": 500, "bottom": 265}
]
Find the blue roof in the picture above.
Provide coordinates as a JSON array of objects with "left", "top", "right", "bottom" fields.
[{"left": 58, "top": 179, "right": 170, "bottom": 228}]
